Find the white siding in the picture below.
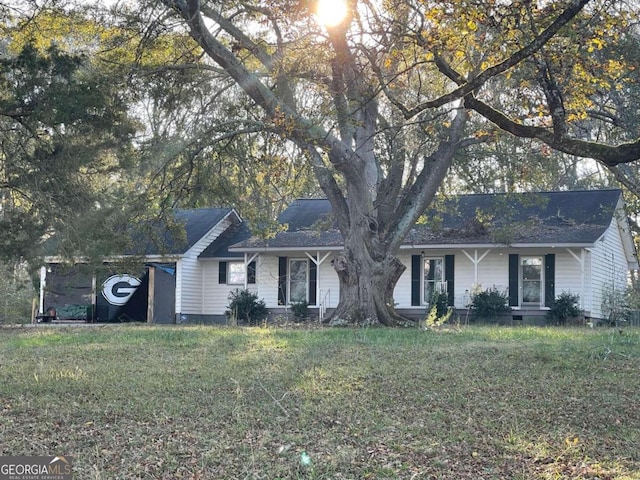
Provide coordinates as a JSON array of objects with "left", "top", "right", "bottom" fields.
[
  {"left": 318, "top": 255, "right": 339, "bottom": 308},
  {"left": 556, "top": 249, "right": 589, "bottom": 311},
  {"left": 243, "top": 253, "right": 341, "bottom": 309},
  {"left": 395, "top": 250, "right": 511, "bottom": 309},
  {"left": 201, "top": 261, "right": 234, "bottom": 315},
  {"left": 179, "top": 256, "right": 203, "bottom": 314},
  {"left": 177, "top": 217, "right": 235, "bottom": 315},
  {"left": 589, "top": 220, "right": 628, "bottom": 319},
  {"left": 394, "top": 253, "right": 413, "bottom": 307},
  {"left": 257, "top": 255, "right": 280, "bottom": 308},
  {"left": 175, "top": 260, "right": 183, "bottom": 313},
  {"left": 395, "top": 248, "right": 590, "bottom": 310},
  {"left": 472, "top": 253, "right": 510, "bottom": 296},
  {"left": 197, "top": 227, "right": 631, "bottom": 319}
]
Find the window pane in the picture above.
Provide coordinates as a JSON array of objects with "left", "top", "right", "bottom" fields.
[
  {"left": 289, "top": 260, "right": 307, "bottom": 303},
  {"left": 228, "top": 262, "right": 245, "bottom": 284},
  {"left": 522, "top": 281, "right": 541, "bottom": 303},
  {"left": 521, "top": 257, "right": 542, "bottom": 304},
  {"left": 424, "top": 258, "right": 444, "bottom": 304}
]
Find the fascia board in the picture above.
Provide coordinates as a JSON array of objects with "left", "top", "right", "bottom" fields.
[
  {"left": 44, "top": 254, "right": 183, "bottom": 264},
  {"left": 183, "top": 209, "right": 241, "bottom": 257},
  {"left": 228, "top": 245, "right": 344, "bottom": 253},
  {"left": 399, "top": 242, "right": 594, "bottom": 250}
]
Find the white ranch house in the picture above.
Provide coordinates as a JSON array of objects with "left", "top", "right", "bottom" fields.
[{"left": 41, "top": 189, "right": 638, "bottom": 324}]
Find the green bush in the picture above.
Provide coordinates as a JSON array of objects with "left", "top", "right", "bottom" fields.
[
  {"left": 0, "top": 261, "right": 35, "bottom": 324},
  {"left": 290, "top": 301, "right": 309, "bottom": 322},
  {"left": 429, "top": 291, "right": 449, "bottom": 318},
  {"left": 471, "top": 287, "right": 511, "bottom": 320},
  {"left": 547, "top": 292, "right": 581, "bottom": 325},
  {"left": 601, "top": 286, "right": 630, "bottom": 326},
  {"left": 424, "top": 304, "right": 453, "bottom": 329},
  {"left": 225, "top": 289, "right": 268, "bottom": 325}
]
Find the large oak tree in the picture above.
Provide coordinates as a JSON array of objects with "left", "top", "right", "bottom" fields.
[{"left": 148, "top": 0, "right": 639, "bottom": 325}]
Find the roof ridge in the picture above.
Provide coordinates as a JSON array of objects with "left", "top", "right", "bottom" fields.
[{"left": 289, "top": 189, "right": 621, "bottom": 202}]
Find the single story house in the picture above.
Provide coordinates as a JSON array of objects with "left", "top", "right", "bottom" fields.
[{"left": 40, "top": 189, "right": 638, "bottom": 324}]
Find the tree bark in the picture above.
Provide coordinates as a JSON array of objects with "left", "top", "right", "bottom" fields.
[{"left": 328, "top": 226, "right": 408, "bottom": 326}]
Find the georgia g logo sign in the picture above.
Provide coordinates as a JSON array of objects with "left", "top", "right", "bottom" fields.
[{"left": 101, "top": 275, "right": 141, "bottom": 306}]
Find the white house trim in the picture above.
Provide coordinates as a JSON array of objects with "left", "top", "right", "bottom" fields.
[
  {"left": 567, "top": 248, "right": 586, "bottom": 309},
  {"left": 461, "top": 249, "right": 491, "bottom": 287},
  {"left": 183, "top": 209, "right": 241, "bottom": 258},
  {"left": 232, "top": 246, "right": 344, "bottom": 253},
  {"left": 305, "top": 251, "right": 332, "bottom": 310},
  {"left": 243, "top": 253, "right": 260, "bottom": 289}
]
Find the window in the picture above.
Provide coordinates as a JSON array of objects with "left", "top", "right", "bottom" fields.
[
  {"left": 521, "top": 256, "right": 542, "bottom": 304},
  {"left": 423, "top": 257, "right": 445, "bottom": 305},
  {"left": 227, "top": 261, "right": 246, "bottom": 285},
  {"left": 289, "top": 259, "right": 308, "bottom": 303}
]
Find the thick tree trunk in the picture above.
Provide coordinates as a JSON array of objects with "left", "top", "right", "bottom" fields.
[{"left": 326, "top": 226, "right": 410, "bottom": 327}]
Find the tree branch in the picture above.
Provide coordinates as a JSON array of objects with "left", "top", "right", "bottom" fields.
[
  {"left": 465, "top": 94, "right": 640, "bottom": 165},
  {"left": 387, "top": 106, "right": 469, "bottom": 250},
  {"left": 385, "top": 0, "right": 591, "bottom": 118}
]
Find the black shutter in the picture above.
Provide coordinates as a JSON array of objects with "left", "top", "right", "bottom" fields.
[
  {"left": 508, "top": 254, "right": 519, "bottom": 307},
  {"left": 309, "top": 260, "right": 317, "bottom": 305},
  {"left": 218, "top": 261, "right": 227, "bottom": 284},
  {"left": 545, "top": 254, "right": 555, "bottom": 307},
  {"left": 248, "top": 261, "right": 256, "bottom": 284},
  {"left": 278, "top": 257, "right": 287, "bottom": 305},
  {"left": 411, "top": 255, "right": 421, "bottom": 306},
  {"left": 445, "top": 255, "right": 455, "bottom": 306}
]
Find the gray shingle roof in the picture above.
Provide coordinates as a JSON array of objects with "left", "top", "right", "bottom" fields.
[
  {"left": 129, "top": 207, "right": 234, "bottom": 255},
  {"left": 405, "top": 189, "right": 620, "bottom": 246},
  {"left": 199, "top": 220, "right": 250, "bottom": 258},
  {"left": 231, "top": 190, "right": 623, "bottom": 250}
]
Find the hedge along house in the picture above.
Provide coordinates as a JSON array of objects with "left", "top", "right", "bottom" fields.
[
  {"left": 40, "top": 207, "right": 243, "bottom": 323},
  {"left": 228, "top": 189, "right": 638, "bottom": 323}
]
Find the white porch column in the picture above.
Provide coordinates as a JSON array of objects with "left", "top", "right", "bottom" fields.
[
  {"left": 461, "top": 249, "right": 491, "bottom": 288},
  {"left": 243, "top": 253, "right": 259, "bottom": 289},
  {"left": 39, "top": 266, "right": 46, "bottom": 314},
  {"left": 567, "top": 248, "right": 586, "bottom": 310},
  {"left": 304, "top": 251, "right": 331, "bottom": 322},
  {"left": 306, "top": 251, "right": 331, "bottom": 308}
]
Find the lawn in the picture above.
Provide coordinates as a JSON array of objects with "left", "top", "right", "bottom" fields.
[{"left": 0, "top": 324, "right": 639, "bottom": 479}]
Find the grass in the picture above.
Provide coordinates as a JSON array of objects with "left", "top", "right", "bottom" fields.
[{"left": 0, "top": 324, "right": 639, "bottom": 479}]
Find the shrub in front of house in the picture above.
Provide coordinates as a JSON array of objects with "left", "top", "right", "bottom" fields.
[
  {"left": 601, "top": 286, "right": 631, "bottom": 327},
  {"left": 429, "top": 291, "right": 449, "bottom": 319},
  {"left": 546, "top": 292, "right": 581, "bottom": 325},
  {"left": 471, "top": 287, "right": 511, "bottom": 321},
  {"left": 290, "top": 301, "right": 309, "bottom": 322},
  {"left": 225, "top": 289, "right": 268, "bottom": 325}
]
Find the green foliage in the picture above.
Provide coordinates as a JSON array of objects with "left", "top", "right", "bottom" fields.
[
  {"left": 424, "top": 304, "right": 453, "bottom": 329},
  {"left": 471, "top": 287, "right": 511, "bottom": 320},
  {"left": 290, "top": 301, "right": 309, "bottom": 322},
  {"left": 0, "top": 41, "right": 136, "bottom": 261},
  {"left": 547, "top": 292, "right": 582, "bottom": 325},
  {"left": 0, "top": 262, "right": 36, "bottom": 324},
  {"left": 225, "top": 289, "right": 268, "bottom": 325},
  {"left": 601, "top": 286, "right": 631, "bottom": 326},
  {"left": 429, "top": 290, "right": 449, "bottom": 318}
]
